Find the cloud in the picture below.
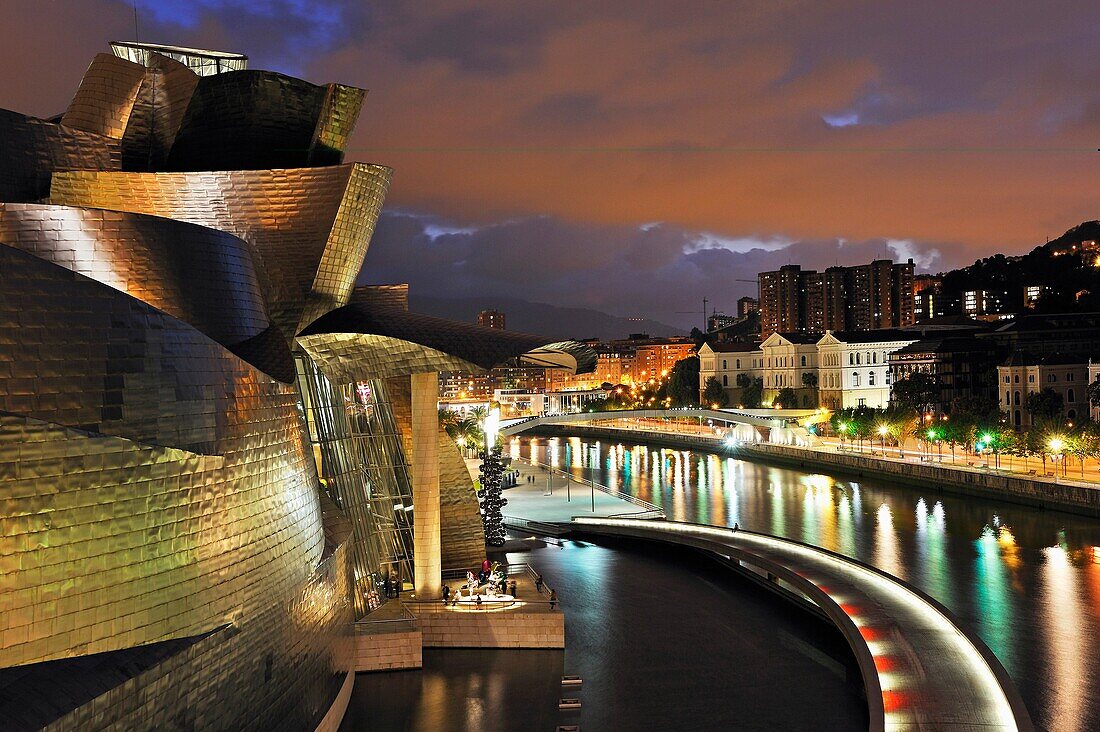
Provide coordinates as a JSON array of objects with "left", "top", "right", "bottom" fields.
[
  {"left": 359, "top": 211, "right": 959, "bottom": 329},
  {"left": 3, "top": 1, "right": 1100, "bottom": 325}
]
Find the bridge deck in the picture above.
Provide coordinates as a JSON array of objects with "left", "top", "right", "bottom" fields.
[
  {"left": 570, "top": 517, "right": 1031, "bottom": 732},
  {"left": 500, "top": 407, "right": 818, "bottom": 436}
]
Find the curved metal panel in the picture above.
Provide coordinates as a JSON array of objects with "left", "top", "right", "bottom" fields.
[
  {"left": 120, "top": 52, "right": 200, "bottom": 170},
  {"left": 0, "top": 109, "right": 120, "bottom": 201},
  {"left": 298, "top": 302, "right": 598, "bottom": 376},
  {"left": 49, "top": 163, "right": 392, "bottom": 337},
  {"left": 61, "top": 53, "right": 146, "bottom": 140},
  {"left": 166, "top": 71, "right": 365, "bottom": 171},
  {"left": 0, "top": 202, "right": 293, "bottom": 382}
]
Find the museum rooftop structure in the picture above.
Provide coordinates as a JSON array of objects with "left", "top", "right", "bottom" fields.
[{"left": 0, "top": 42, "right": 593, "bottom": 731}]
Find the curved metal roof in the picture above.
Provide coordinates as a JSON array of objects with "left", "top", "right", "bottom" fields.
[{"left": 297, "top": 301, "right": 597, "bottom": 382}]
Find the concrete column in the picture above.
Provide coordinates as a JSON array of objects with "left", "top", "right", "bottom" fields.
[{"left": 411, "top": 371, "right": 441, "bottom": 599}]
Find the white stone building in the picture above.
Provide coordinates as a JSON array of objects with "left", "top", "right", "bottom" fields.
[
  {"left": 760, "top": 332, "right": 821, "bottom": 408},
  {"left": 998, "top": 353, "right": 1090, "bottom": 428},
  {"left": 817, "top": 330, "right": 919, "bottom": 410}
]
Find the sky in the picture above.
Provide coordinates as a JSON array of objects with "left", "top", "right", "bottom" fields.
[{"left": 4, "top": 1, "right": 1100, "bottom": 329}]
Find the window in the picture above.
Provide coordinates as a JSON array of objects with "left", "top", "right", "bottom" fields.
[
  {"left": 856, "top": 353, "right": 861, "bottom": 365},
  {"left": 872, "top": 352, "right": 878, "bottom": 364},
  {"left": 849, "top": 353, "right": 854, "bottom": 365},
  {"left": 885, "top": 371, "right": 891, "bottom": 385},
  {"left": 722, "top": 360, "right": 727, "bottom": 370},
  {"left": 1005, "top": 390, "right": 1010, "bottom": 405},
  {"left": 1003, "top": 375, "right": 1010, "bottom": 383},
  {"left": 1048, "top": 374, "right": 1056, "bottom": 383},
  {"left": 801, "top": 355, "right": 807, "bottom": 366},
  {"left": 735, "top": 359, "right": 741, "bottom": 369},
  {"left": 852, "top": 371, "right": 860, "bottom": 387},
  {"left": 1014, "top": 374, "right": 1019, "bottom": 383},
  {"left": 1014, "top": 391, "right": 1021, "bottom": 406},
  {"left": 1067, "top": 372, "right": 1075, "bottom": 381},
  {"left": 869, "top": 371, "right": 876, "bottom": 386},
  {"left": 1068, "top": 388, "right": 1075, "bottom": 403},
  {"left": 1028, "top": 374, "right": 1035, "bottom": 383},
  {"left": 723, "top": 375, "right": 728, "bottom": 386}
]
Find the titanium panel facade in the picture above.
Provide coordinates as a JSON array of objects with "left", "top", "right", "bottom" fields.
[
  {"left": 60, "top": 53, "right": 146, "bottom": 140},
  {"left": 0, "top": 109, "right": 119, "bottom": 202},
  {"left": 49, "top": 163, "right": 392, "bottom": 336}
]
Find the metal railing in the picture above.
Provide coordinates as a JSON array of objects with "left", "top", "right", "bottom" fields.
[
  {"left": 503, "top": 516, "right": 566, "bottom": 536},
  {"left": 514, "top": 456, "right": 665, "bottom": 517},
  {"left": 354, "top": 603, "right": 418, "bottom": 634}
]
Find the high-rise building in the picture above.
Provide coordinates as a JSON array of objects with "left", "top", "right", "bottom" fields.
[
  {"left": 759, "top": 264, "right": 803, "bottom": 335},
  {"left": 477, "top": 309, "right": 506, "bottom": 329},
  {"left": 737, "top": 296, "right": 759, "bottom": 317},
  {"left": 758, "top": 259, "right": 916, "bottom": 335}
]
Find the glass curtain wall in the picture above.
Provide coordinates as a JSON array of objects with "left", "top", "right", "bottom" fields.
[{"left": 295, "top": 352, "right": 415, "bottom": 616}]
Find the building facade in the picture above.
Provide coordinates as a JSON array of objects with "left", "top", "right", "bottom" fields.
[
  {"left": 0, "top": 41, "right": 591, "bottom": 731},
  {"left": 998, "top": 353, "right": 1090, "bottom": 427},
  {"left": 697, "top": 341, "right": 764, "bottom": 404},
  {"left": 817, "top": 330, "right": 918, "bottom": 410},
  {"left": 758, "top": 259, "right": 916, "bottom": 336},
  {"left": 760, "top": 332, "right": 821, "bottom": 407}
]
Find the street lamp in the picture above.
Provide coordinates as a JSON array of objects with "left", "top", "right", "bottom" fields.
[
  {"left": 927, "top": 428, "right": 941, "bottom": 461},
  {"left": 877, "top": 425, "right": 888, "bottom": 453},
  {"left": 1049, "top": 436, "right": 1066, "bottom": 476}
]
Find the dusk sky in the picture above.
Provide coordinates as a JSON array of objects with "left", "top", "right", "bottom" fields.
[{"left": 5, "top": 1, "right": 1100, "bottom": 328}]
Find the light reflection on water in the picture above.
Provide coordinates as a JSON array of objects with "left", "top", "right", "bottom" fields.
[{"left": 515, "top": 435, "right": 1100, "bottom": 732}]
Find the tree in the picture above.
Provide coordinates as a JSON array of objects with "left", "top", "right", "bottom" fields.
[
  {"left": 892, "top": 372, "right": 938, "bottom": 416},
  {"left": 1088, "top": 377, "right": 1100, "bottom": 409},
  {"left": 774, "top": 387, "right": 797, "bottom": 409},
  {"left": 664, "top": 356, "right": 700, "bottom": 407},
  {"left": 701, "top": 376, "right": 729, "bottom": 408},
  {"left": 741, "top": 377, "right": 764, "bottom": 408},
  {"left": 801, "top": 372, "right": 818, "bottom": 388},
  {"left": 735, "top": 373, "right": 751, "bottom": 389},
  {"left": 1026, "top": 389, "right": 1064, "bottom": 422},
  {"left": 477, "top": 445, "right": 508, "bottom": 546},
  {"left": 689, "top": 327, "right": 707, "bottom": 349}
]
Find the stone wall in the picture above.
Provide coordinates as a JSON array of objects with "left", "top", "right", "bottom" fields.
[
  {"left": 416, "top": 609, "right": 565, "bottom": 649},
  {"left": 352, "top": 629, "right": 423, "bottom": 672}
]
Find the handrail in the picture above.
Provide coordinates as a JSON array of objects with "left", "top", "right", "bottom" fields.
[
  {"left": 355, "top": 604, "right": 418, "bottom": 634},
  {"left": 514, "top": 456, "right": 665, "bottom": 517}
]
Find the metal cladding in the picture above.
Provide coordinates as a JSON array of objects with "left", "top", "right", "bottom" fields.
[
  {"left": 0, "top": 41, "right": 398, "bottom": 731},
  {"left": 0, "top": 109, "right": 120, "bottom": 201},
  {"left": 0, "top": 203, "right": 292, "bottom": 382},
  {"left": 166, "top": 71, "right": 366, "bottom": 170},
  {"left": 298, "top": 299, "right": 599, "bottom": 382},
  {"left": 49, "top": 163, "right": 392, "bottom": 336}
]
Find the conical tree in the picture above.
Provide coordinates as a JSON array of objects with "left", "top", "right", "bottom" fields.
[{"left": 477, "top": 445, "right": 508, "bottom": 546}]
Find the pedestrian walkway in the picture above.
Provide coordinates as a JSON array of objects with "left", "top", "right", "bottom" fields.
[
  {"left": 502, "top": 459, "right": 648, "bottom": 523},
  {"left": 570, "top": 517, "right": 1033, "bottom": 732}
]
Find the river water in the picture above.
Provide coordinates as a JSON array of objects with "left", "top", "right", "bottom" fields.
[{"left": 511, "top": 434, "right": 1100, "bottom": 732}]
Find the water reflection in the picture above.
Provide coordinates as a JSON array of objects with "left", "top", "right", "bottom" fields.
[{"left": 514, "top": 435, "right": 1100, "bottom": 731}]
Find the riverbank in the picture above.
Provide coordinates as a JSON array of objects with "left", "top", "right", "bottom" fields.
[{"left": 527, "top": 424, "right": 1100, "bottom": 518}]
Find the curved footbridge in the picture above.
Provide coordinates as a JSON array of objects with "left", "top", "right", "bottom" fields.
[{"left": 568, "top": 517, "right": 1033, "bottom": 731}]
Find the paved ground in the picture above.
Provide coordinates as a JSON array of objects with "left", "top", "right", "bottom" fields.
[{"left": 466, "top": 457, "right": 646, "bottom": 523}]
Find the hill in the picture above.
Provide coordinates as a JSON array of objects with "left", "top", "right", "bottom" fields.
[{"left": 408, "top": 295, "right": 687, "bottom": 341}]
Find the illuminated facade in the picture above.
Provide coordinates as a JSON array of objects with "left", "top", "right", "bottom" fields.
[{"left": 0, "top": 41, "right": 592, "bottom": 730}]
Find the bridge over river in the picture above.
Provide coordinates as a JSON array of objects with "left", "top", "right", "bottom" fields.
[
  {"left": 500, "top": 407, "right": 822, "bottom": 441},
  {"left": 568, "top": 517, "right": 1033, "bottom": 732}
]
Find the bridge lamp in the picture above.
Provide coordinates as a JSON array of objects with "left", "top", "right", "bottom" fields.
[
  {"left": 724, "top": 435, "right": 738, "bottom": 448},
  {"left": 1048, "top": 437, "right": 1065, "bottom": 453}
]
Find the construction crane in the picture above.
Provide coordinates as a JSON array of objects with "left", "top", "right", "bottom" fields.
[{"left": 676, "top": 298, "right": 709, "bottom": 332}]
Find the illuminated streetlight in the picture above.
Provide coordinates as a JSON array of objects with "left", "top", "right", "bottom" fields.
[{"left": 877, "top": 424, "right": 888, "bottom": 452}]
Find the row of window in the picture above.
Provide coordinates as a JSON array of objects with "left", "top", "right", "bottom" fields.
[
  {"left": 1002, "top": 372, "right": 1076, "bottom": 384},
  {"left": 1005, "top": 388, "right": 1079, "bottom": 405}
]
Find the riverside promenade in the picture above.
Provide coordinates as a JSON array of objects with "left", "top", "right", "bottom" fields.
[{"left": 524, "top": 421, "right": 1100, "bottom": 517}]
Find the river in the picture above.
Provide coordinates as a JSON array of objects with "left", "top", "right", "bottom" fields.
[{"left": 511, "top": 434, "right": 1100, "bottom": 732}]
